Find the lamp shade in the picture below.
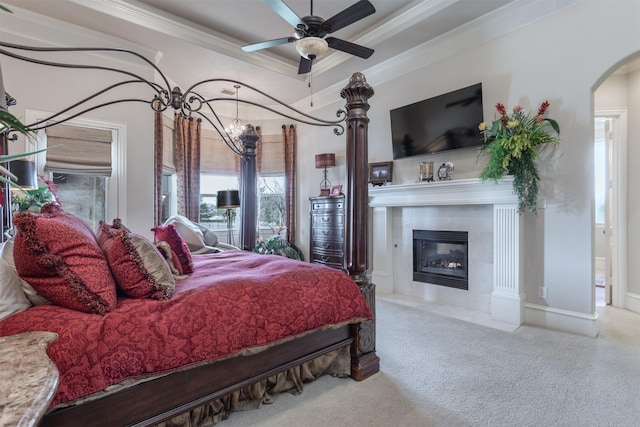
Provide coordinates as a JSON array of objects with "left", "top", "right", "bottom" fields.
[
  {"left": 9, "top": 159, "right": 38, "bottom": 189},
  {"left": 217, "top": 189, "right": 240, "bottom": 209},
  {"left": 295, "top": 37, "right": 329, "bottom": 60},
  {"left": 315, "top": 153, "right": 336, "bottom": 169}
]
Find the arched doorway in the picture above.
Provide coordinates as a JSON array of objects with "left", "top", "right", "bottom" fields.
[{"left": 592, "top": 54, "right": 640, "bottom": 312}]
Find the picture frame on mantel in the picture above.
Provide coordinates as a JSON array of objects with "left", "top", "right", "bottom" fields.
[{"left": 368, "top": 161, "right": 393, "bottom": 186}]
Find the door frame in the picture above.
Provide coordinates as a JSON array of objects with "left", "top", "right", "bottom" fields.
[{"left": 594, "top": 109, "right": 627, "bottom": 309}]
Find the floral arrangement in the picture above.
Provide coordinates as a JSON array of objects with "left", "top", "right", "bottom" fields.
[{"left": 478, "top": 101, "right": 560, "bottom": 213}]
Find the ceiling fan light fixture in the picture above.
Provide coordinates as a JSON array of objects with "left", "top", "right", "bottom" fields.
[{"left": 295, "top": 37, "right": 328, "bottom": 60}]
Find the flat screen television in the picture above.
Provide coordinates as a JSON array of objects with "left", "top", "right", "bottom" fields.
[{"left": 390, "top": 83, "right": 484, "bottom": 160}]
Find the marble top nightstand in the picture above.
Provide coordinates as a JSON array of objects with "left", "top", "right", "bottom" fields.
[{"left": 0, "top": 331, "right": 59, "bottom": 426}]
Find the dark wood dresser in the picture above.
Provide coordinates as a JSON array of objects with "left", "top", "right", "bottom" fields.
[{"left": 309, "top": 195, "right": 345, "bottom": 271}]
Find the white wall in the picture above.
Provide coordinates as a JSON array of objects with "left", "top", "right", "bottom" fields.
[
  {"left": 307, "top": 0, "right": 640, "bottom": 324},
  {"left": 625, "top": 66, "right": 640, "bottom": 298}
]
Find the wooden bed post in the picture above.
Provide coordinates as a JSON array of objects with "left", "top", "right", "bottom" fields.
[
  {"left": 239, "top": 124, "right": 259, "bottom": 251},
  {"left": 341, "top": 72, "right": 380, "bottom": 380}
]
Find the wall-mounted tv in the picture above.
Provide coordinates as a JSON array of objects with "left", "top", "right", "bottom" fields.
[{"left": 390, "top": 83, "right": 484, "bottom": 160}]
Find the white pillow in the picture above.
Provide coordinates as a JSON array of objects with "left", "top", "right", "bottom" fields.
[
  {"left": 164, "top": 215, "right": 206, "bottom": 252},
  {"left": 0, "top": 257, "right": 32, "bottom": 320},
  {"left": 0, "top": 236, "right": 50, "bottom": 306},
  {"left": 195, "top": 223, "right": 219, "bottom": 247}
]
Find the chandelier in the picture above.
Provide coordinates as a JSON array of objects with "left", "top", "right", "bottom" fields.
[{"left": 226, "top": 84, "right": 244, "bottom": 140}]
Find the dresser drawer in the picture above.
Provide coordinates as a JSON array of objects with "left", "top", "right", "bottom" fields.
[
  {"left": 310, "top": 251, "right": 344, "bottom": 267},
  {"left": 311, "top": 240, "right": 343, "bottom": 252},
  {"left": 311, "top": 200, "right": 344, "bottom": 211},
  {"left": 311, "top": 214, "right": 344, "bottom": 227},
  {"left": 312, "top": 227, "right": 343, "bottom": 241}
]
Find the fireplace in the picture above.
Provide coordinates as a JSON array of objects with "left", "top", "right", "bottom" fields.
[{"left": 413, "top": 230, "right": 468, "bottom": 290}]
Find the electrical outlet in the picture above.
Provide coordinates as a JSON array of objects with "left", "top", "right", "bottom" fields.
[{"left": 538, "top": 286, "right": 548, "bottom": 299}]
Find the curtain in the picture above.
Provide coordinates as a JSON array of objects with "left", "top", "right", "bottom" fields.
[
  {"left": 153, "top": 106, "right": 163, "bottom": 226},
  {"left": 175, "top": 115, "right": 201, "bottom": 221},
  {"left": 282, "top": 124, "right": 296, "bottom": 244},
  {"left": 44, "top": 124, "right": 113, "bottom": 175}
]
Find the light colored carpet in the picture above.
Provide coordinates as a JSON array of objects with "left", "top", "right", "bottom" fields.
[{"left": 220, "top": 294, "right": 640, "bottom": 427}]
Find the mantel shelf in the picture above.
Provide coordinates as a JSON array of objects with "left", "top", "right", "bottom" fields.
[{"left": 368, "top": 177, "right": 518, "bottom": 208}]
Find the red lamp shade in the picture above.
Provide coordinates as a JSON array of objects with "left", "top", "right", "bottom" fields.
[
  {"left": 315, "top": 153, "right": 335, "bottom": 169},
  {"left": 315, "top": 153, "right": 336, "bottom": 195}
]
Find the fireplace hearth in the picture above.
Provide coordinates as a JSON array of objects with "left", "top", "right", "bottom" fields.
[{"left": 413, "top": 230, "right": 468, "bottom": 290}]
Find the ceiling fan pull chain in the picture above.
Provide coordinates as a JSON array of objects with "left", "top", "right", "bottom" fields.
[{"left": 309, "top": 72, "right": 314, "bottom": 107}]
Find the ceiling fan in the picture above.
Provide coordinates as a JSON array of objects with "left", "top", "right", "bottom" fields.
[{"left": 242, "top": 0, "right": 376, "bottom": 74}]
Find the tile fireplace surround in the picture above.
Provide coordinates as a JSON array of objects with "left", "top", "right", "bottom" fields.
[{"left": 369, "top": 177, "right": 525, "bottom": 326}]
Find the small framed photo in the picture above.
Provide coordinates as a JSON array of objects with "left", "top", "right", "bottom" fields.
[
  {"left": 330, "top": 184, "right": 343, "bottom": 196},
  {"left": 368, "top": 161, "right": 393, "bottom": 186}
]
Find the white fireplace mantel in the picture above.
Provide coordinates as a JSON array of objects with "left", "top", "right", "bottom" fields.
[
  {"left": 369, "top": 177, "right": 517, "bottom": 207},
  {"left": 368, "top": 177, "right": 525, "bottom": 326}
]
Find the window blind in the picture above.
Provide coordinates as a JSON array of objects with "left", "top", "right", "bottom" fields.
[
  {"left": 200, "top": 128, "right": 238, "bottom": 174},
  {"left": 45, "top": 124, "right": 113, "bottom": 176},
  {"left": 260, "top": 134, "right": 284, "bottom": 175}
]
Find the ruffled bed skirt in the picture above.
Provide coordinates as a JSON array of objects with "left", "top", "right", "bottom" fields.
[{"left": 156, "top": 345, "right": 351, "bottom": 427}]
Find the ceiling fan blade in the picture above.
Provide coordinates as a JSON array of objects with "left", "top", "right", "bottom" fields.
[
  {"left": 323, "top": 0, "right": 376, "bottom": 34},
  {"left": 326, "top": 37, "right": 374, "bottom": 59},
  {"left": 298, "top": 57, "right": 312, "bottom": 74},
  {"left": 263, "top": 0, "right": 306, "bottom": 29},
  {"left": 242, "top": 36, "right": 296, "bottom": 52}
]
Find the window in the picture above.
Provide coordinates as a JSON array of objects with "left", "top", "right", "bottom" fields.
[
  {"left": 200, "top": 173, "right": 239, "bottom": 245},
  {"left": 52, "top": 174, "right": 106, "bottom": 230},
  {"left": 258, "top": 175, "right": 286, "bottom": 240},
  {"left": 28, "top": 110, "right": 126, "bottom": 230},
  {"left": 594, "top": 117, "right": 608, "bottom": 225}
]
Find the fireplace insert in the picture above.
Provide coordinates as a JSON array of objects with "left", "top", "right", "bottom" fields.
[{"left": 413, "top": 230, "right": 468, "bottom": 290}]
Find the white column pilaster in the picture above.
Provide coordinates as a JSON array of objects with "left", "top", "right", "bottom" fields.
[
  {"left": 371, "top": 206, "right": 394, "bottom": 294},
  {"left": 491, "top": 203, "right": 524, "bottom": 325}
]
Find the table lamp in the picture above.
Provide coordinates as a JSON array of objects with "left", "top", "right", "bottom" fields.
[
  {"left": 217, "top": 189, "right": 240, "bottom": 245},
  {"left": 315, "top": 153, "right": 335, "bottom": 196}
]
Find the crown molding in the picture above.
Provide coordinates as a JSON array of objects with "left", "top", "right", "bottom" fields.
[
  {"left": 70, "top": 0, "right": 299, "bottom": 78},
  {"left": 302, "top": 0, "right": 585, "bottom": 111},
  {"left": 0, "top": 4, "right": 159, "bottom": 73},
  {"left": 313, "top": 0, "right": 459, "bottom": 75}
]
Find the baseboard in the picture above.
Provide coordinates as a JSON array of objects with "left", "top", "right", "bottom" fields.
[
  {"left": 624, "top": 292, "right": 640, "bottom": 313},
  {"left": 524, "top": 303, "right": 599, "bottom": 337}
]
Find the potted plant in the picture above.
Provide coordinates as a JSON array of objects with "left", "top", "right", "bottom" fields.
[
  {"left": 11, "top": 175, "right": 60, "bottom": 212},
  {"left": 478, "top": 101, "right": 560, "bottom": 213},
  {"left": 254, "top": 235, "right": 305, "bottom": 261}
]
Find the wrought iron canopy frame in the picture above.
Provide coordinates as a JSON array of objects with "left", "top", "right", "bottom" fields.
[{"left": 0, "top": 41, "right": 346, "bottom": 155}]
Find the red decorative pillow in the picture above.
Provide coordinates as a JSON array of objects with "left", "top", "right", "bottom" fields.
[
  {"left": 12, "top": 208, "right": 117, "bottom": 315},
  {"left": 151, "top": 223, "right": 193, "bottom": 274},
  {"left": 97, "top": 221, "right": 175, "bottom": 300}
]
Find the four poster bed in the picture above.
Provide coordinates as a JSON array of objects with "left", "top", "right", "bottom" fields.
[{"left": 0, "top": 68, "right": 378, "bottom": 426}]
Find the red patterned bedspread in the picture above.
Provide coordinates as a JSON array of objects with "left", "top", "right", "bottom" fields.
[{"left": 0, "top": 251, "right": 371, "bottom": 407}]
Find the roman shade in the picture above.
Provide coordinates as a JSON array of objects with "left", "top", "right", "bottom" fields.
[
  {"left": 45, "top": 124, "right": 113, "bottom": 176},
  {"left": 200, "top": 128, "right": 237, "bottom": 174},
  {"left": 259, "top": 134, "right": 284, "bottom": 175}
]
